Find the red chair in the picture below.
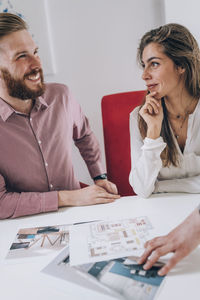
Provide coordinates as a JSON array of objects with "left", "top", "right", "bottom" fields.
[
  {"left": 101, "top": 90, "right": 146, "bottom": 196},
  {"left": 79, "top": 182, "right": 88, "bottom": 188}
]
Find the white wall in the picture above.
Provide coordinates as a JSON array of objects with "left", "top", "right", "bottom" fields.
[
  {"left": 44, "top": 0, "right": 165, "bottom": 184},
  {"left": 165, "top": 0, "right": 200, "bottom": 45}
]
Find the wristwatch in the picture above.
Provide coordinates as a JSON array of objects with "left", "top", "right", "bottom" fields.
[{"left": 93, "top": 173, "right": 107, "bottom": 181}]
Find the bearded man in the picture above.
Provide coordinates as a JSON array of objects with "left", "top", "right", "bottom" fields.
[{"left": 0, "top": 13, "right": 119, "bottom": 219}]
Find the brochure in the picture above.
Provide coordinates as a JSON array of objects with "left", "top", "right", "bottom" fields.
[
  {"left": 42, "top": 248, "right": 165, "bottom": 300},
  {"left": 5, "top": 224, "right": 70, "bottom": 262}
]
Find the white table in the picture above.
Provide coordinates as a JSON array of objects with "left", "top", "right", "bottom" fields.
[{"left": 0, "top": 193, "right": 200, "bottom": 300}]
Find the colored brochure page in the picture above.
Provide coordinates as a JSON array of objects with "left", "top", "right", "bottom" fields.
[
  {"left": 4, "top": 223, "right": 70, "bottom": 263},
  {"left": 69, "top": 216, "right": 153, "bottom": 266},
  {"left": 42, "top": 247, "right": 165, "bottom": 300},
  {"left": 4, "top": 220, "right": 99, "bottom": 264}
]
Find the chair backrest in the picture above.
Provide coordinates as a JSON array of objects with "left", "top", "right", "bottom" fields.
[{"left": 101, "top": 90, "right": 146, "bottom": 196}]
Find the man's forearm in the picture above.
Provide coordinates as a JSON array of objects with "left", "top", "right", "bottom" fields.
[{"left": 0, "top": 190, "right": 58, "bottom": 219}]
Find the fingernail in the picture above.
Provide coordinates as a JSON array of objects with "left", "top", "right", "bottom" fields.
[
  {"left": 158, "top": 270, "right": 164, "bottom": 276},
  {"left": 143, "top": 264, "right": 148, "bottom": 270}
]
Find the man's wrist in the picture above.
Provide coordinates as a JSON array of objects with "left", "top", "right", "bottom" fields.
[
  {"left": 58, "top": 190, "right": 74, "bottom": 207},
  {"left": 93, "top": 173, "right": 107, "bottom": 181}
]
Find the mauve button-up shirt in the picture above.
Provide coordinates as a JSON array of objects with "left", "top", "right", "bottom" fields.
[{"left": 0, "top": 83, "right": 104, "bottom": 219}]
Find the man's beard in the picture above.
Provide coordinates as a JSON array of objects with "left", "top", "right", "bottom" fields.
[{"left": 1, "top": 68, "right": 45, "bottom": 100}]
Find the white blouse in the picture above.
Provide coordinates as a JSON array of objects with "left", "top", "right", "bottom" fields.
[{"left": 129, "top": 101, "right": 200, "bottom": 198}]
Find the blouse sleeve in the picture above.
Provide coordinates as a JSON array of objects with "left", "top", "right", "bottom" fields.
[
  {"left": 129, "top": 107, "right": 166, "bottom": 198},
  {"left": 154, "top": 175, "right": 200, "bottom": 194}
]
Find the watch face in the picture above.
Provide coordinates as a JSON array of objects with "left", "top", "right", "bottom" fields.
[{"left": 94, "top": 174, "right": 107, "bottom": 180}]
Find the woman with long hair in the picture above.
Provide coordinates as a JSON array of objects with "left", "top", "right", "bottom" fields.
[{"left": 129, "top": 23, "right": 200, "bottom": 197}]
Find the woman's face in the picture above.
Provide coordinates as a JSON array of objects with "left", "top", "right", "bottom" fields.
[{"left": 141, "top": 42, "right": 185, "bottom": 99}]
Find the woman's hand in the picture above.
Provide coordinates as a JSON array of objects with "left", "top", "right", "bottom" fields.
[
  {"left": 137, "top": 208, "right": 200, "bottom": 276},
  {"left": 139, "top": 91, "right": 163, "bottom": 139}
]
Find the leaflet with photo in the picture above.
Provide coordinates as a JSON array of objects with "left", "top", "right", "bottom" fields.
[
  {"left": 42, "top": 247, "right": 165, "bottom": 300},
  {"left": 4, "top": 224, "right": 70, "bottom": 263}
]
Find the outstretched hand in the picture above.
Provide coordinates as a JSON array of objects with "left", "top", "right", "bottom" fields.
[
  {"left": 137, "top": 207, "right": 200, "bottom": 276},
  {"left": 58, "top": 184, "right": 120, "bottom": 207}
]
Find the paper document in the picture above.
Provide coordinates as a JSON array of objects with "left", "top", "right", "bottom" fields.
[
  {"left": 69, "top": 216, "right": 153, "bottom": 266},
  {"left": 5, "top": 224, "right": 70, "bottom": 263},
  {"left": 42, "top": 248, "right": 165, "bottom": 300},
  {"left": 4, "top": 220, "right": 100, "bottom": 264}
]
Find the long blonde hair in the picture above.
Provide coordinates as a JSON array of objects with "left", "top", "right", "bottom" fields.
[{"left": 138, "top": 23, "right": 200, "bottom": 167}]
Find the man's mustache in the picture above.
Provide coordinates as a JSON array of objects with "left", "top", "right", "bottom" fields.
[{"left": 24, "top": 68, "right": 43, "bottom": 79}]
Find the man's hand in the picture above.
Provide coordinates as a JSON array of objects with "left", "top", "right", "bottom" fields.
[
  {"left": 137, "top": 208, "right": 200, "bottom": 276},
  {"left": 58, "top": 184, "right": 120, "bottom": 207},
  {"left": 94, "top": 179, "right": 118, "bottom": 195}
]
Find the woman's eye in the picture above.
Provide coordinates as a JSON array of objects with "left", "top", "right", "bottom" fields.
[{"left": 151, "top": 61, "right": 159, "bottom": 67}]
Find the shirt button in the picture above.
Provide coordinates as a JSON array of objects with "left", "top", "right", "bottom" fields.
[
  {"left": 30, "top": 118, "right": 32, "bottom": 122},
  {"left": 45, "top": 162, "right": 48, "bottom": 167},
  {"left": 38, "top": 140, "right": 41, "bottom": 145},
  {"left": 50, "top": 184, "right": 53, "bottom": 189}
]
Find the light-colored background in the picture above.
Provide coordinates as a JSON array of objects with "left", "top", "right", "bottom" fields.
[
  {"left": 165, "top": 0, "right": 200, "bottom": 45},
  {"left": 44, "top": 0, "right": 165, "bottom": 184}
]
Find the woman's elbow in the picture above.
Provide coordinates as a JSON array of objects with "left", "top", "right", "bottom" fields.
[{"left": 134, "top": 187, "right": 152, "bottom": 198}]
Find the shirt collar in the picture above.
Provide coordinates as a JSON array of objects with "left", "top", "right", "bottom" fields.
[
  {"left": 34, "top": 95, "right": 49, "bottom": 111},
  {"left": 0, "top": 95, "right": 49, "bottom": 122},
  {"left": 0, "top": 97, "right": 15, "bottom": 121}
]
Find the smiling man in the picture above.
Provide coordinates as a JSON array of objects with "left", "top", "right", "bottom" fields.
[{"left": 0, "top": 13, "right": 119, "bottom": 219}]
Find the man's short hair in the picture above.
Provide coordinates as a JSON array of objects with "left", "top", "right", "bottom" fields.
[{"left": 0, "top": 12, "right": 27, "bottom": 38}]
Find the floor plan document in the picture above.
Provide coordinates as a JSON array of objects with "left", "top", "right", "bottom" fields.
[{"left": 69, "top": 216, "right": 153, "bottom": 266}]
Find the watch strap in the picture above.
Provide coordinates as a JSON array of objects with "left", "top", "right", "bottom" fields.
[{"left": 93, "top": 173, "right": 107, "bottom": 181}]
